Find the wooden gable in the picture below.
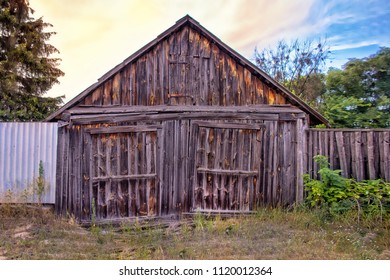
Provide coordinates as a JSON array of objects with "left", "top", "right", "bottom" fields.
[{"left": 47, "top": 15, "right": 328, "bottom": 126}]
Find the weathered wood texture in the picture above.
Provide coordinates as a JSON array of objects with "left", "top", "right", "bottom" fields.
[
  {"left": 192, "top": 122, "right": 263, "bottom": 211},
  {"left": 306, "top": 129, "right": 390, "bottom": 181},
  {"left": 55, "top": 109, "right": 307, "bottom": 221},
  {"left": 80, "top": 26, "right": 287, "bottom": 109}
]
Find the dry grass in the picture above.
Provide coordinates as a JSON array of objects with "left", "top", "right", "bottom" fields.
[{"left": 0, "top": 205, "right": 389, "bottom": 260}]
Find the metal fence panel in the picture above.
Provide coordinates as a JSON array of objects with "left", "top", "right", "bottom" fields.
[{"left": 0, "top": 122, "right": 58, "bottom": 203}]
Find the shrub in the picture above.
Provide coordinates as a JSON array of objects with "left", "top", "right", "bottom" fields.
[{"left": 304, "top": 155, "right": 390, "bottom": 220}]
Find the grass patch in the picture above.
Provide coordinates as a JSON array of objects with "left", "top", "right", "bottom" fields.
[{"left": 0, "top": 204, "right": 389, "bottom": 260}]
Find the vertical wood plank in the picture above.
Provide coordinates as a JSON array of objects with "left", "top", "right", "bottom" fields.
[
  {"left": 180, "top": 120, "right": 190, "bottom": 211},
  {"left": 212, "top": 127, "right": 222, "bottom": 209},
  {"left": 173, "top": 120, "right": 180, "bottom": 212},
  {"left": 156, "top": 127, "right": 163, "bottom": 216},
  {"left": 228, "top": 127, "right": 237, "bottom": 208},
  {"left": 112, "top": 73, "right": 121, "bottom": 105},
  {"left": 220, "top": 127, "right": 229, "bottom": 209},
  {"left": 383, "top": 131, "right": 390, "bottom": 181},
  {"left": 167, "top": 121, "right": 174, "bottom": 213},
  {"left": 134, "top": 133, "right": 140, "bottom": 215},
  {"left": 103, "top": 79, "right": 112, "bottom": 105},
  {"left": 366, "top": 131, "right": 376, "bottom": 179},
  {"left": 272, "top": 121, "right": 279, "bottom": 206},
  {"left": 335, "top": 131, "right": 349, "bottom": 178},
  {"left": 146, "top": 132, "right": 152, "bottom": 215},
  {"left": 296, "top": 119, "right": 305, "bottom": 203},
  {"left": 355, "top": 131, "right": 364, "bottom": 181},
  {"left": 123, "top": 66, "right": 130, "bottom": 105},
  {"left": 140, "top": 132, "right": 147, "bottom": 215},
  {"left": 147, "top": 52, "right": 155, "bottom": 105},
  {"left": 329, "top": 130, "right": 335, "bottom": 169}
]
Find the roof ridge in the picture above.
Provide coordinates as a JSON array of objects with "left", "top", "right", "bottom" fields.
[{"left": 176, "top": 14, "right": 198, "bottom": 24}]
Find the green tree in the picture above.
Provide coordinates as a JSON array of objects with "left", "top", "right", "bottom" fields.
[
  {"left": 323, "top": 48, "right": 390, "bottom": 128},
  {"left": 0, "top": 0, "right": 64, "bottom": 121},
  {"left": 254, "top": 38, "right": 330, "bottom": 108}
]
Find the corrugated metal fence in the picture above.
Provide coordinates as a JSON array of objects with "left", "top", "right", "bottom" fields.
[{"left": 0, "top": 122, "right": 58, "bottom": 203}]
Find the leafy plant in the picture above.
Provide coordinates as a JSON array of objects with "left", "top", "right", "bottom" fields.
[{"left": 304, "top": 155, "right": 390, "bottom": 221}]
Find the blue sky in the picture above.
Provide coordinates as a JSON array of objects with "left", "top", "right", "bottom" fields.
[
  {"left": 306, "top": 0, "right": 390, "bottom": 68},
  {"left": 30, "top": 0, "right": 390, "bottom": 102}
]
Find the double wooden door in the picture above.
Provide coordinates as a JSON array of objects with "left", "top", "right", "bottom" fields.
[{"left": 85, "top": 121, "right": 263, "bottom": 219}]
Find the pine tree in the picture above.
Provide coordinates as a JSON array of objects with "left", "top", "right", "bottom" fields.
[{"left": 0, "top": 0, "right": 64, "bottom": 121}]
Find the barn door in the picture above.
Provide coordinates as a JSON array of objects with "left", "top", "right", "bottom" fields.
[
  {"left": 191, "top": 122, "right": 264, "bottom": 212},
  {"left": 87, "top": 125, "right": 160, "bottom": 220}
]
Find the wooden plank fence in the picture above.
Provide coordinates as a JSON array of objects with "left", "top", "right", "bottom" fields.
[{"left": 305, "top": 129, "right": 390, "bottom": 181}]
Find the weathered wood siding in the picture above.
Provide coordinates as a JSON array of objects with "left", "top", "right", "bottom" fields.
[
  {"left": 56, "top": 108, "right": 307, "bottom": 221},
  {"left": 306, "top": 129, "right": 390, "bottom": 181},
  {"left": 53, "top": 19, "right": 316, "bottom": 222},
  {"left": 191, "top": 122, "right": 264, "bottom": 211},
  {"left": 80, "top": 26, "right": 287, "bottom": 108}
]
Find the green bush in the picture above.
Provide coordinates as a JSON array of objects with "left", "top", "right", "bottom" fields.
[{"left": 304, "top": 155, "right": 390, "bottom": 220}]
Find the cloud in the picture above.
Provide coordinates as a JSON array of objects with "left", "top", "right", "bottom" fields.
[
  {"left": 331, "top": 41, "right": 382, "bottom": 51},
  {"left": 223, "top": 0, "right": 316, "bottom": 54},
  {"left": 28, "top": 0, "right": 390, "bottom": 101}
]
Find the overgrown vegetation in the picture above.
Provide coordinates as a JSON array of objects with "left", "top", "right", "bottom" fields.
[
  {"left": 0, "top": 204, "right": 389, "bottom": 260},
  {"left": 304, "top": 155, "right": 390, "bottom": 222},
  {"left": 1, "top": 156, "right": 388, "bottom": 260}
]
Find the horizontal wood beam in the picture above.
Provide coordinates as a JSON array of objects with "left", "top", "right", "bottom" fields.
[
  {"left": 194, "top": 121, "right": 264, "bottom": 130},
  {"left": 197, "top": 167, "right": 258, "bottom": 176},
  {"left": 86, "top": 125, "right": 161, "bottom": 134},
  {"left": 70, "top": 112, "right": 280, "bottom": 125},
  {"left": 68, "top": 105, "right": 303, "bottom": 115},
  {"left": 92, "top": 174, "right": 157, "bottom": 181},
  {"left": 182, "top": 210, "right": 257, "bottom": 217}
]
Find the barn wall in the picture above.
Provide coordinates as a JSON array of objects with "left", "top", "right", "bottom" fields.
[
  {"left": 56, "top": 113, "right": 307, "bottom": 221},
  {"left": 80, "top": 26, "right": 287, "bottom": 108}
]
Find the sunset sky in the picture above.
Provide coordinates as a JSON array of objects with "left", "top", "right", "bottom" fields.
[{"left": 29, "top": 0, "right": 390, "bottom": 102}]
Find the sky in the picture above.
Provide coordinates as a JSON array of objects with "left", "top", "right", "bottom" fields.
[{"left": 29, "top": 0, "right": 390, "bottom": 102}]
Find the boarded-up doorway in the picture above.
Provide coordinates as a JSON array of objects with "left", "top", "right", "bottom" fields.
[{"left": 191, "top": 121, "right": 264, "bottom": 211}]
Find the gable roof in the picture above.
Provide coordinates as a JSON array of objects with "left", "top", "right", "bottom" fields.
[{"left": 46, "top": 15, "right": 328, "bottom": 126}]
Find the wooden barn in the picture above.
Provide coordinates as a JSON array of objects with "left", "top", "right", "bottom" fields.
[{"left": 47, "top": 15, "right": 328, "bottom": 222}]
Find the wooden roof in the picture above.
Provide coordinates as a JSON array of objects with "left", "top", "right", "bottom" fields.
[{"left": 46, "top": 15, "right": 328, "bottom": 126}]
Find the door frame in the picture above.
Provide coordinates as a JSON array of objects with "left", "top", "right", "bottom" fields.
[{"left": 189, "top": 121, "right": 264, "bottom": 212}]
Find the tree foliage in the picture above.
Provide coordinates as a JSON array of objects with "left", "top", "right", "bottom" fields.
[
  {"left": 254, "top": 38, "right": 330, "bottom": 108},
  {"left": 254, "top": 38, "right": 390, "bottom": 128},
  {"left": 0, "top": 0, "right": 64, "bottom": 121},
  {"left": 323, "top": 48, "right": 390, "bottom": 128}
]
